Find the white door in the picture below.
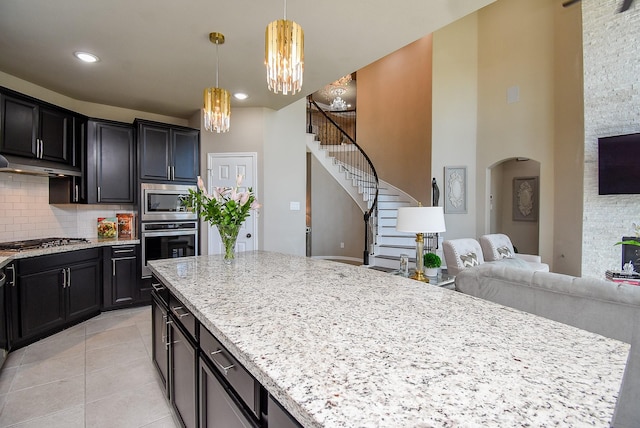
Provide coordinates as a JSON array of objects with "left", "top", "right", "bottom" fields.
[{"left": 207, "top": 153, "right": 258, "bottom": 255}]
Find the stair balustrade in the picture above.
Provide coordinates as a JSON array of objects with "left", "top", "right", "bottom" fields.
[{"left": 307, "top": 97, "right": 379, "bottom": 265}]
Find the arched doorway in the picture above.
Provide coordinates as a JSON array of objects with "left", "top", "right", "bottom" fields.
[{"left": 488, "top": 158, "right": 541, "bottom": 255}]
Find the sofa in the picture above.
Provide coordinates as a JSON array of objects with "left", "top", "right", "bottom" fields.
[{"left": 455, "top": 263, "right": 640, "bottom": 428}]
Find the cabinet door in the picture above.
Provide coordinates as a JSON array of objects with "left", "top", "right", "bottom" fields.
[
  {"left": 88, "top": 120, "right": 135, "bottom": 204},
  {"left": 39, "top": 106, "right": 72, "bottom": 165},
  {"left": 110, "top": 248, "right": 138, "bottom": 306},
  {"left": 268, "top": 396, "right": 302, "bottom": 428},
  {"left": 0, "top": 94, "right": 38, "bottom": 158},
  {"left": 170, "top": 321, "right": 198, "bottom": 428},
  {"left": 18, "top": 268, "right": 65, "bottom": 340},
  {"left": 139, "top": 122, "right": 171, "bottom": 181},
  {"left": 200, "top": 358, "right": 256, "bottom": 428},
  {"left": 152, "top": 297, "right": 170, "bottom": 396},
  {"left": 66, "top": 259, "right": 101, "bottom": 322},
  {"left": 171, "top": 128, "right": 199, "bottom": 183}
]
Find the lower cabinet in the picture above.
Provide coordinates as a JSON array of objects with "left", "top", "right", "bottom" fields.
[
  {"left": 13, "top": 248, "right": 101, "bottom": 346},
  {"left": 150, "top": 276, "right": 301, "bottom": 428},
  {"left": 171, "top": 319, "right": 198, "bottom": 428},
  {"left": 200, "top": 357, "right": 257, "bottom": 428},
  {"left": 102, "top": 245, "right": 139, "bottom": 309}
]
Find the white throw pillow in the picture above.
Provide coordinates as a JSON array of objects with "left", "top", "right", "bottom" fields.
[
  {"left": 460, "top": 252, "right": 479, "bottom": 268},
  {"left": 497, "top": 246, "right": 513, "bottom": 259}
]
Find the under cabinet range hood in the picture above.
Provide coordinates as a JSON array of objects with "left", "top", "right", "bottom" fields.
[{"left": 0, "top": 154, "right": 81, "bottom": 177}]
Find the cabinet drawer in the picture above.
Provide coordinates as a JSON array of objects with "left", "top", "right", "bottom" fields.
[
  {"left": 200, "top": 327, "right": 259, "bottom": 417},
  {"left": 169, "top": 294, "right": 196, "bottom": 339}
]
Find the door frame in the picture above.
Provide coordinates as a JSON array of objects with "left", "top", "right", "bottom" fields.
[{"left": 206, "top": 152, "right": 259, "bottom": 254}]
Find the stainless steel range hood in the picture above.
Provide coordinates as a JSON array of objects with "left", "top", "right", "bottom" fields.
[{"left": 0, "top": 154, "right": 81, "bottom": 177}]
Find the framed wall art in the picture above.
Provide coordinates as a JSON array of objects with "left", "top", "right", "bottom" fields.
[
  {"left": 444, "top": 166, "right": 467, "bottom": 214},
  {"left": 513, "top": 176, "right": 539, "bottom": 221}
]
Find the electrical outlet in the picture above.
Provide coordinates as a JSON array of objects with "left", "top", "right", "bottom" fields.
[{"left": 340, "top": 242, "right": 344, "bottom": 248}]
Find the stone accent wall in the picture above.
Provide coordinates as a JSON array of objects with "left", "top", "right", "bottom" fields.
[{"left": 582, "top": 0, "right": 640, "bottom": 277}]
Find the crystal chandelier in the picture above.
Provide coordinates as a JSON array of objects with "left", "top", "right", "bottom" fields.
[
  {"left": 203, "top": 32, "right": 231, "bottom": 133},
  {"left": 330, "top": 87, "right": 348, "bottom": 110},
  {"left": 265, "top": 0, "right": 304, "bottom": 95}
]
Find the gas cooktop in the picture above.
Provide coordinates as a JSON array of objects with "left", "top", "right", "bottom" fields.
[{"left": 0, "top": 237, "right": 90, "bottom": 251}]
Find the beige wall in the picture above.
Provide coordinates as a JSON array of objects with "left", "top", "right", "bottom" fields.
[
  {"left": 196, "top": 108, "right": 266, "bottom": 255},
  {"left": 356, "top": 35, "right": 433, "bottom": 205},
  {"left": 475, "top": 0, "right": 556, "bottom": 268},
  {"left": 432, "top": 14, "right": 479, "bottom": 241},
  {"left": 432, "top": 0, "right": 584, "bottom": 274},
  {"left": 263, "top": 100, "right": 308, "bottom": 256},
  {"left": 553, "top": 1, "right": 584, "bottom": 276},
  {"left": 309, "top": 155, "right": 364, "bottom": 259}
]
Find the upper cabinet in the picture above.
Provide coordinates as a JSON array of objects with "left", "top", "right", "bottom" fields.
[
  {"left": 136, "top": 119, "right": 199, "bottom": 183},
  {"left": 0, "top": 89, "right": 78, "bottom": 167},
  {"left": 86, "top": 119, "right": 135, "bottom": 204}
]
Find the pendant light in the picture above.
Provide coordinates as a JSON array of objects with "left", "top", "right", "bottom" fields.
[
  {"left": 203, "top": 32, "right": 231, "bottom": 133},
  {"left": 265, "top": 0, "right": 304, "bottom": 95}
]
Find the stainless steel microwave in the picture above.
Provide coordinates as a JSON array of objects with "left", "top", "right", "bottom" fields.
[{"left": 141, "top": 182, "right": 197, "bottom": 222}]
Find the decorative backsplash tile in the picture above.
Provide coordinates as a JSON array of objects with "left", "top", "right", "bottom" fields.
[{"left": 0, "top": 174, "right": 136, "bottom": 242}]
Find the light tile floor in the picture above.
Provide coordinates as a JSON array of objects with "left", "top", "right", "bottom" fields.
[{"left": 0, "top": 306, "right": 178, "bottom": 428}]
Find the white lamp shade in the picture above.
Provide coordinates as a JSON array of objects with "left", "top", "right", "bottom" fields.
[{"left": 396, "top": 206, "right": 446, "bottom": 233}]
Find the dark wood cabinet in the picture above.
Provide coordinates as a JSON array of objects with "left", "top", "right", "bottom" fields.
[
  {"left": 137, "top": 119, "right": 199, "bottom": 183},
  {"left": 152, "top": 294, "right": 170, "bottom": 395},
  {"left": 170, "top": 318, "right": 198, "bottom": 428},
  {"left": 200, "top": 358, "right": 257, "bottom": 428},
  {"left": 150, "top": 276, "right": 300, "bottom": 428},
  {"left": 0, "top": 91, "right": 76, "bottom": 166},
  {"left": 13, "top": 248, "right": 101, "bottom": 346},
  {"left": 86, "top": 119, "right": 135, "bottom": 204},
  {"left": 102, "top": 245, "right": 139, "bottom": 309}
]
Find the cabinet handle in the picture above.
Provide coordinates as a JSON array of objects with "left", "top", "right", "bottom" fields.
[
  {"left": 61, "top": 268, "right": 67, "bottom": 288},
  {"left": 171, "top": 306, "right": 190, "bottom": 319},
  {"left": 97, "top": 186, "right": 101, "bottom": 202},
  {"left": 210, "top": 350, "right": 235, "bottom": 375},
  {"left": 151, "top": 282, "right": 164, "bottom": 292},
  {"left": 74, "top": 184, "right": 79, "bottom": 202},
  {"left": 112, "top": 256, "right": 137, "bottom": 276},
  {"left": 167, "top": 166, "right": 171, "bottom": 181},
  {"left": 113, "top": 248, "right": 135, "bottom": 254},
  {"left": 6, "top": 265, "right": 15, "bottom": 287},
  {"left": 171, "top": 166, "right": 175, "bottom": 181},
  {"left": 36, "top": 139, "right": 42, "bottom": 158},
  {"left": 66, "top": 267, "right": 71, "bottom": 288}
]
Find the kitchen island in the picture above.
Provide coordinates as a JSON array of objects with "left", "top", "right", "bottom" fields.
[{"left": 148, "top": 251, "right": 629, "bottom": 427}]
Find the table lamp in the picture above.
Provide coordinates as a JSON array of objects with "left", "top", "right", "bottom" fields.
[{"left": 396, "top": 206, "right": 446, "bottom": 282}]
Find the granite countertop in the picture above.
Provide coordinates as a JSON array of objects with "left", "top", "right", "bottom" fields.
[
  {"left": 149, "top": 251, "right": 630, "bottom": 428},
  {"left": 0, "top": 238, "right": 140, "bottom": 268}
]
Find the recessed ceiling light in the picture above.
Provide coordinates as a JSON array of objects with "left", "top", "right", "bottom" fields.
[
  {"left": 233, "top": 92, "right": 249, "bottom": 100},
  {"left": 74, "top": 51, "right": 99, "bottom": 63}
]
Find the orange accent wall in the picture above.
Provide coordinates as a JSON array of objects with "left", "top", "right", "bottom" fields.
[{"left": 356, "top": 35, "right": 433, "bottom": 205}]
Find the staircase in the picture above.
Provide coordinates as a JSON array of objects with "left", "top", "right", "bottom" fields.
[
  {"left": 370, "top": 183, "right": 419, "bottom": 271},
  {"left": 307, "top": 97, "right": 431, "bottom": 271},
  {"left": 306, "top": 135, "right": 419, "bottom": 271}
]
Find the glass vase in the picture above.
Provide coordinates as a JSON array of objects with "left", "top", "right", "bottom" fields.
[{"left": 217, "top": 224, "right": 240, "bottom": 264}]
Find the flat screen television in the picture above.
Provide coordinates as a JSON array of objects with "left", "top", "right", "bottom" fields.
[{"left": 598, "top": 132, "right": 640, "bottom": 195}]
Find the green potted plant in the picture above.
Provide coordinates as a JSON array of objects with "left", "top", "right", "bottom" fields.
[{"left": 423, "top": 252, "right": 442, "bottom": 277}]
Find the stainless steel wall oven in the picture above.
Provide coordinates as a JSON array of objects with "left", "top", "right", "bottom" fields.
[{"left": 140, "top": 221, "right": 198, "bottom": 278}]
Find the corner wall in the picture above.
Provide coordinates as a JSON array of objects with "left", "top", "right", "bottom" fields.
[
  {"left": 432, "top": 13, "right": 479, "bottom": 241},
  {"left": 356, "top": 36, "right": 433, "bottom": 205},
  {"left": 582, "top": 1, "right": 640, "bottom": 278}
]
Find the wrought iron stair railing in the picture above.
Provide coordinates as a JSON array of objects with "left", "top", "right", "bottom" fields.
[{"left": 307, "top": 97, "right": 379, "bottom": 264}]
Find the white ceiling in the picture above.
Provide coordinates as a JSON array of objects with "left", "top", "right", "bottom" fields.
[{"left": 0, "top": 0, "right": 494, "bottom": 119}]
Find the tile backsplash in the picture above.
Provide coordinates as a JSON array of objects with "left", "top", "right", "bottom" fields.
[{"left": 0, "top": 174, "right": 136, "bottom": 242}]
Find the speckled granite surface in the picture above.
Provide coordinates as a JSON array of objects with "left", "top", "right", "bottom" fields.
[
  {"left": 0, "top": 238, "right": 139, "bottom": 268},
  {"left": 149, "top": 251, "right": 630, "bottom": 428}
]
